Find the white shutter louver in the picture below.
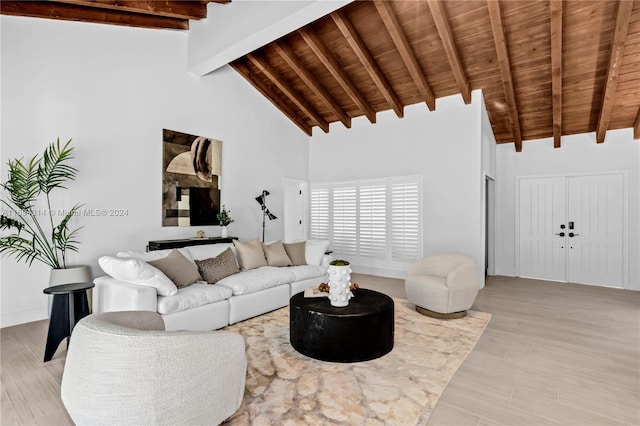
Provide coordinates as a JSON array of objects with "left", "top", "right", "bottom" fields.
[
  {"left": 359, "top": 183, "right": 387, "bottom": 261},
  {"left": 391, "top": 180, "right": 420, "bottom": 262},
  {"left": 310, "top": 185, "right": 330, "bottom": 240},
  {"left": 332, "top": 184, "right": 357, "bottom": 257}
]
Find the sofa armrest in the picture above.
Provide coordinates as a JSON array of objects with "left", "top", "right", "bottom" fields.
[
  {"left": 321, "top": 253, "right": 333, "bottom": 268},
  {"left": 93, "top": 276, "right": 157, "bottom": 314}
]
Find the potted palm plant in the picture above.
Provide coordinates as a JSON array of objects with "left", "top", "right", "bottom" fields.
[{"left": 0, "top": 138, "right": 90, "bottom": 286}]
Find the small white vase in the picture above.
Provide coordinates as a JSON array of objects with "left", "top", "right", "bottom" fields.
[
  {"left": 221, "top": 226, "right": 228, "bottom": 238},
  {"left": 328, "top": 264, "right": 353, "bottom": 307}
]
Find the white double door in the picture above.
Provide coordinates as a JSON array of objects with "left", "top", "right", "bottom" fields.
[{"left": 518, "top": 173, "right": 624, "bottom": 287}]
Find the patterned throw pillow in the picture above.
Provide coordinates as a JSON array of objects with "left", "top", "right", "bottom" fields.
[{"left": 195, "top": 247, "right": 240, "bottom": 284}]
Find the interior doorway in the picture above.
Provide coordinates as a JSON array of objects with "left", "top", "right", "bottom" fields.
[
  {"left": 517, "top": 173, "right": 625, "bottom": 287},
  {"left": 282, "top": 178, "right": 309, "bottom": 242},
  {"left": 485, "top": 176, "right": 495, "bottom": 276}
]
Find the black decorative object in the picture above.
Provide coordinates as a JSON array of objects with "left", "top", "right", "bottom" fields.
[
  {"left": 255, "top": 190, "right": 277, "bottom": 242},
  {"left": 42, "top": 282, "right": 94, "bottom": 362}
]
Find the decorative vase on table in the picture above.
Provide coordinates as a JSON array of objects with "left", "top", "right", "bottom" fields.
[
  {"left": 220, "top": 226, "right": 228, "bottom": 238},
  {"left": 328, "top": 260, "right": 353, "bottom": 307}
]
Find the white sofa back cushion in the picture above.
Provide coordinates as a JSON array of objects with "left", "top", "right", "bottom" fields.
[
  {"left": 305, "top": 240, "right": 330, "bottom": 265},
  {"left": 117, "top": 248, "right": 192, "bottom": 262},
  {"left": 98, "top": 256, "right": 178, "bottom": 296},
  {"left": 186, "top": 243, "right": 236, "bottom": 261}
]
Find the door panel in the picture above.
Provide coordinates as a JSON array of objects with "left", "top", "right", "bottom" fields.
[
  {"left": 518, "top": 177, "right": 566, "bottom": 281},
  {"left": 567, "top": 174, "right": 623, "bottom": 287}
]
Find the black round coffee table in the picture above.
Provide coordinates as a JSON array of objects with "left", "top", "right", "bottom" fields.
[{"left": 289, "top": 288, "right": 394, "bottom": 363}]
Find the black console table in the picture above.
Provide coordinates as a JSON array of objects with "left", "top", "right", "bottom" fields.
[{"left": 147, "top": 237, "right": 237, "bottom": 251}]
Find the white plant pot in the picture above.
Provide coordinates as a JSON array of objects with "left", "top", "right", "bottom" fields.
[
  {"left": 221, "top": 226, "right": 228, "bottom": 238},
  {"left": 328, "top": 264, "right": 353, "bottom": 307},
  {"left": 48, "top": 265, "right": 93, "bottom": 316}
]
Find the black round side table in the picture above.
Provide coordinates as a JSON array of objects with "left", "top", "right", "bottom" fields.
[
  {"left": 43, "top": 282, "right": 94, "bottom": 362},
  {"left": 290, "top": 288, "right": 394, "bottom": 363}
]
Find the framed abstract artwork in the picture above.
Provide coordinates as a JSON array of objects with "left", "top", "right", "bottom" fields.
[{"left": 162, "top": 129, "right": 222, "bottom": 227}]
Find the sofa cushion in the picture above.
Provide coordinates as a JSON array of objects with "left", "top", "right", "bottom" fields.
[
  {"left": 287, "top": 265, "right": 328, "bottom": 281},
  {"left": 217, "top": 266, "right": 294, "bottom": 295},
  {"left": 283, "top": 241, "right": 306, "bottom": 266},
  {"left": 305, "top": 239, "right": 330, "bottom": 265},
  {"left": 195, "top": 248, "right": 240, "bottom": 284},
  {"left": 233, "top": 239, "right": 267, "bottom": 271},
  {"left": 117, "top": 248, "right": 192, "bottom": 262},
  {"left": 262, "top": 240, "right": 292, "bottom": 267},
  {"left": 148, "top": 249, "right": 202, "bottom": 289},
  {"left": 157, "top": 283, "right": 233, "bottom": 315},
  {"left": 98, "top": 256, "right": 178, "bottom": 296},
  {"left": 186, "top": 243, "right": 236, "bottom": 261}
]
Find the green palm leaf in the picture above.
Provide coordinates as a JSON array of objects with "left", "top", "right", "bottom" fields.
[{"left": 37, "top": 138, "right": 78, "bottom": 194}]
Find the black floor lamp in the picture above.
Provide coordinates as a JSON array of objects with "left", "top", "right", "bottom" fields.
[{"left": 255, "top": 190, "right": 277, "bottom": 242}]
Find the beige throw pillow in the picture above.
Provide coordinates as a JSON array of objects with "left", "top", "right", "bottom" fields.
[
  {"left": 284, "top": 241, "right": 306, "bottom": 266},
  {"left": 233, "top": 239, "right": 268, "bottom": 271},
  {"left": 147, "top": 249, "right": 202, "bottom": 289},
  {"left": 195, "top": 248, "right": 240, "bottom": 284},
  {"left": 262, "top": 240, "right": 292, "bottom": 267}
]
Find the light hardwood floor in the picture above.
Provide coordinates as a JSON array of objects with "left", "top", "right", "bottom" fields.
[{"left": 1, "top": 275, "right": 638, "bottom": 425}]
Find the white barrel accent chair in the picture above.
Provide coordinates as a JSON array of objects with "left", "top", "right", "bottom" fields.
[
  {"left": 405, "top": 254, "right": 480, "bottom": 319},
  {"left": 61, "top": 311, "right": 246, "bottom": 425}
]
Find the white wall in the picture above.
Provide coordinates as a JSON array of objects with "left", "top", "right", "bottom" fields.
[
  {"left": 495, "top": 129, "right": 640, "bottom": 290},
  {"left": 309, "top": 91, "right": 486, "bottom": 284},
  {"left": 1, "top": 16, "right": 309, "bottom": 327},
  {"left": 187, "top": 0, "right": 351, "bottom": 76}
]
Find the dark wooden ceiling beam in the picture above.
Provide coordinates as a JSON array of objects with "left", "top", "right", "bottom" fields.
[
  {"left": 0, "top": 1, "right": 188, "bottom": 29},
  {"left": 374, "top": 0, "right": 435, "bottom": 111},
  {"left": 426, "top": 0, "right": 471, "bottom": 105},
  {"left": 50, "top": 1, "right": 209, "bottom": 20},
  {"left": 634, "top": 107, "right": 640, "bottom": 140},
  {"left": 231, "top": 61, "right": 312, "bottom": 136},
  {"left": 247, "top": 53, "right": 330, "bottom": 134},
  {"left": 272, "top": 41, "right": 351, "bottom": 129},
  {"left": 487, "top": 0, "right": 523, "bottom": 152},
  {"left": 595, "top": 0, "right": 633, "bottom": 144},
  {"left": 331, "top": 10, "right": 404, "bottom": 118},
  {"left": 298, "top": 27, "right": 376, "bottom": 124},
  {"left": 550, "top": 0, "right": 563, "bottom": 148}
]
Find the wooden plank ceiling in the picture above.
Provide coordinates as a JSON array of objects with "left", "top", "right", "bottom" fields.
[
  {"left": 231, "top": 0, "right": 640, "bottom": 151},
  {"left": 2, "top": 1, "right": 639, "bottom": 150},
  {"left": 0, "top": 0, "right": 229, "bottom": 30}
]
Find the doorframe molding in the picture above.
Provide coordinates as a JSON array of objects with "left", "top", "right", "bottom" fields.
[
  {"left": 515, "top": 170, "right": 629, "bottom": 288},
  {"left": 281, "top": 177, "right": 310, "bottom": 242}
]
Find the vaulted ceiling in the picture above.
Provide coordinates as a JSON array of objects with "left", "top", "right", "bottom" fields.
[{"left": 3, "top": 1, "right": 640, "bottom": 151}]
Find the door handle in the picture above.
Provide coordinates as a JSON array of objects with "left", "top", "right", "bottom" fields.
[
  {"left": 555, "top": 232, "right": 565, "bottom": 237},
  {"left": 569, "top": 232, "right": 579, "bottom": 238}
]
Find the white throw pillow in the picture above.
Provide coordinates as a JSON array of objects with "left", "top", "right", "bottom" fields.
[
  {"left": 117, "top": 248, "right": 192, "bottom": 262},
  {"left": 305, "top": 239, "right": 330, "bottom": 265},
  {"left": 98, "top": 256, "right": 178, "bottom": 296}
]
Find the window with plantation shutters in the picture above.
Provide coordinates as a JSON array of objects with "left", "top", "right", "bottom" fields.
[
  {"left": 391, "top": 179, "right": 420, "bottom": 262},
  {"left": 310, "top": 185, "right": 330, "bottom": 240},
  {"left": 359, "top": 182, "right": 386, "bottom": 261},
  {"left": 309, "top": 175, "right": 421, "bottom": 270},
  {"left": 332, "top": 184, "right": 357, "bottom": 257}
]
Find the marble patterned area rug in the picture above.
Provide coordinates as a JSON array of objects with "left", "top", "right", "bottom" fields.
[{"left": 226, "top": 298, "right": 491, "bottom": 425}]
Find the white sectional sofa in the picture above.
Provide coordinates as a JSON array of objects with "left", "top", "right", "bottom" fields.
[{"left": 93, "top": 240, "right": 330, "bottom": 331}]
